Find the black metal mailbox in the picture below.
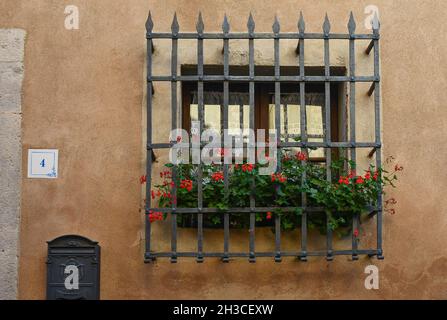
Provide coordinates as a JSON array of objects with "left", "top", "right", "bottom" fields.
[{"left": 46, "top": 235, "right": 100, "bottom": 300}]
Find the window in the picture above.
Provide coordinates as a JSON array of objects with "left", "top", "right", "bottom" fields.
[
  {"left": 144, "top": 12, "right": 383, "bottom": 263},
  {"left": 182, "top": 67, "right": 343, "bottom": 162}
]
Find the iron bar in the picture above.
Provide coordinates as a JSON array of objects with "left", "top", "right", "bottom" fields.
[
  {"left": 145, "top": 12, "right": 154, "bottom": 261},
  {"left": 298, "top": 12, "right": 308, "bottom": 262},
  {"left": 367, "top": 82, "right": 375, "bottom": 96},
  {"left": 365, "top": 40, "right": 374, "bottom": 55},
  {"left": 147, "top": 141, "right": 380, "bottom": 150},
  {"left": 148, "top": 32, "right": 378, "bottom": 40},
  {"left": 197, "top": 210, "right": 204, "bottom": 263},
  {"left": 145, "top": 249, "right": 380, "bottom": 261},
  {"left": 284, "top": 104, "right": 288, "bottom": 142},
  {"left": 239, "top": 104, "right": 243, "bottom": 131},
  {"left": 248, "top": 13, "right": 256, "bottom": 263},
  {"left": 275, "top": 215, "right": 281, "bottom": 262},
  {"left": 170, "top": 13, "right": 179, "bottom": 263},
  {"left": 348, "top": 12, "right": 359, "bottom": 261},
  {"left": 284, "top": 133, "right": 324, "bottom": 140},
  {"left": 196, "top": 12, "right": 204, "bottom": 263},
  {"left": 222, "top": 14, "right": 230, "bottom": 263},
  {"left": 273, "top": 15, "right": 282, "bottom": 263},
  {"left": 323, "top": 14, "right": 333, "bottom": 261},
  {"left": 146, "top": 205, "right": 378, "bottom": 214},
  {"left": 367, "top": 147, "right": 377, "bottom": 158},
  {"left": 148, "top": 75, "right": 377, "bottom": 82},
  {"left": 372, "top": 14, "right": 384, "bottom": 259}
]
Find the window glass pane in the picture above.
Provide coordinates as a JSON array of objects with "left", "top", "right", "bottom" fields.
[
  {"left": 190, "top": 104, "right": 221, "bottom": 132},
  {"left": 191, "top": 102, "right": 250, "bottom": 143},
  {"left": 269, "top": 101, "right": 325, "bottom": 159},
  {"left": 307, "top": 104, "right": 324, "bottom": 158},
  {"left": 306, "top": 105, "right": 323, "bottom": 136},
  {"left": 268, "top": 104, "right": 300, "bottom": 140},
  {"left": 190, "top": 91, "right": 250, "bottom": 139},
  {"left": 228, "top": 104, "right": 250, "bottom": 139}
]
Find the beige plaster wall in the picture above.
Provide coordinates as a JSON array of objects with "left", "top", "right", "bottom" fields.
[{"left": 1, "top": 0, "right": 446, "bottom": 299}]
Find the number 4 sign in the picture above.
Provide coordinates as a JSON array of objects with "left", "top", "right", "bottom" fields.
[{"left": 27, "top": 149, "right": 58, "bottom": 179}]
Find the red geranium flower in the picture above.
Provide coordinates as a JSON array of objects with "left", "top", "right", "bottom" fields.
[
  {"left": 282, "top": 154, "right": 291, "bottom": 161},
  {"left": 271, "top": 173, "right": 287, "bottom": 183},
  {"left": 373, "top": 170, "right": 379, "bottom": 181},
  {"left": 353, "top": 229, "right": 359, "bottom": 237},
  {"left": 162, "top": 170, "right": 172, "bottom": 178},
  {"left": 348, "top": 170, "right": 356, "bottom": 179},
  {"left": 266, "top": 211, "right": 272, "bottom": 220},
  {"left": 149, "top": 211, "right": 163, "bottom": 223},
  {"left": 356, "top": 177, "right": 365, "bottom": 184},
  {"left": 242, "top": 163, "right": 254, "bottom": 172},
  {"left": 180, "top": 179, "right": 193, "bottom": 192},
  {"left": 295, "top": 151, "right": 307, "bottom": 161},
  {"left": 140, "top": 175, "right": 147, "bottom": 184},
  {"left": 211, "top": 171, "right": 224, "bottom": 182}
]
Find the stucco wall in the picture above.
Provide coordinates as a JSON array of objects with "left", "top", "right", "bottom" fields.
[{"left": 1, "top": 0, "right": 446, "bottom": 299}]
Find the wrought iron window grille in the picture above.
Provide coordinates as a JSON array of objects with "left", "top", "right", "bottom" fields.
[{"left": 144, "top": 11, "right": 382, "bottom": 263}]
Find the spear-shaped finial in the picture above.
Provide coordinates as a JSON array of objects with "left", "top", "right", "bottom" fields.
[
  {"left": 272, "top": 15, "right": 280, "bottom": 34},
  {"left": 196, "top": 12, "right": 204, "bottom": 34},
  {"left": 348, "top": 11, "right": 356, "bottom": 35},
  {"left": 298, "top": 11, "right": 305, "bottom": 33},
  {"left": 247, "top": 12, "right": 255, "bottom": 34},
  {"left": 222, "top": 14, "right": 230, "bottom": 34},
  {"left": 323, "top": 13, "right": 331, "bottom": 35},
  {"left": 146, "top": 10, "right": 153, "bottom": 33},
  {"left": 372, "top": 11, "right": 380, "bottom": 32},
  {"left": 171, "top": 12, "right": 179, "bottom": 35}
]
